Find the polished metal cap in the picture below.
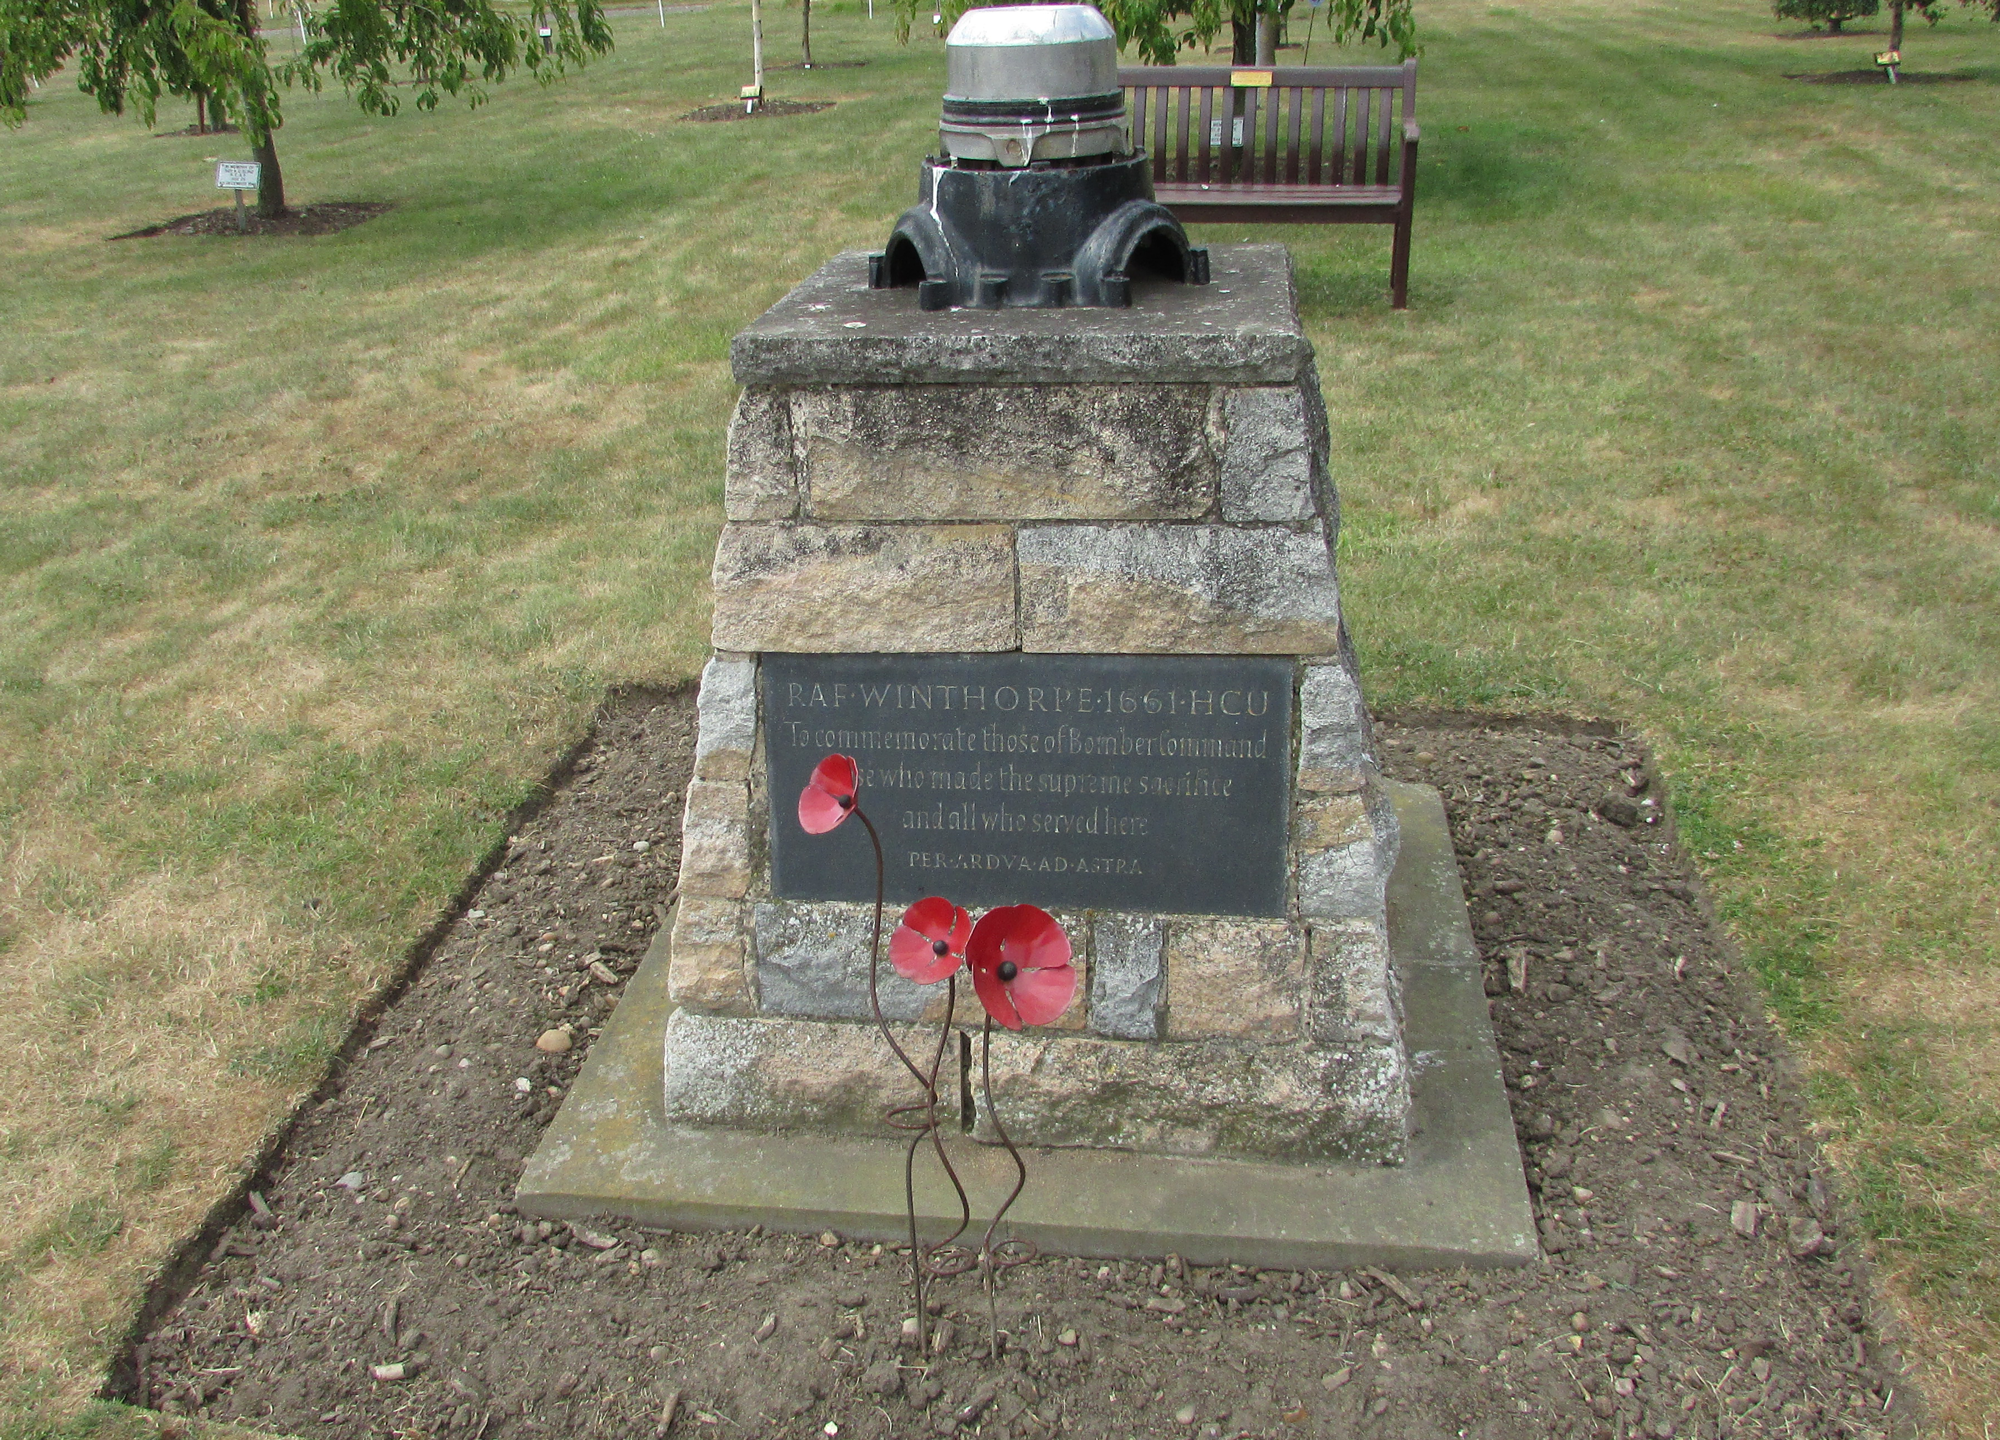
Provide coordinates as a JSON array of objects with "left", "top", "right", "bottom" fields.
[
  {"left": 940, "top": 5, "right": 1126, "bottom": 167},
  {"left": 945, "top": 4, "right": 1119, "bottom": 101}
]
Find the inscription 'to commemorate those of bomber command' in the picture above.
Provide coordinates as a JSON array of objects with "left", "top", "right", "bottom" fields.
[{"left": 763, "top": 653, "right": 1293, "bottom": 916}]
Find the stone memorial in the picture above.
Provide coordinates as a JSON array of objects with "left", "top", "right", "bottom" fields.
[
  {"left": 518, "top": 7, "right": 1531, "bottom": 1268},
  {"left": 659, "top": 243, "right": 1410, "bottom": 1164}
]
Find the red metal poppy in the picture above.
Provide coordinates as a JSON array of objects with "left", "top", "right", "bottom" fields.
[
  {"left": 798, "top": 753, "right": 860, "bottom": 834},
  {"left": 967, "top": 904, "right": 1075, "bottom": 1030},
  {"left": 891, "top": 897, "right": 972, "bottom": 985}
]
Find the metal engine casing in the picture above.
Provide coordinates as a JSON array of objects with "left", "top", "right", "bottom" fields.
[{"left": 869, "top": 4, "right": 1208, "bottom": 309}]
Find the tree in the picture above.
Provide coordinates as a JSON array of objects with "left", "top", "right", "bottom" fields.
[
  {"left": 1773, "top": 0, "right": 1881, "bottom": 33},
  {"left": 1881, "top": 0, "right": 1999, "bottom": 57},
  {"left": 895, "top": 0, "right": 1416, "bottom": 66},
  {"left": 1, "top": 0, "right": 612, "bottom": 218}
]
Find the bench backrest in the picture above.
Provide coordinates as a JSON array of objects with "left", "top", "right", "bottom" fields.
[{"left": 1119, "top": 60, "right": 1416, "bottom": 188}]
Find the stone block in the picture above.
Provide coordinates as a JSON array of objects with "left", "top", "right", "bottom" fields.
[
  {"left": 1294, "top": 793, "right": 1372, "bottom": 851},
  {"left": 793, "top": 386, "right": 1218, "bottom": 521},
  {"left": 711, "top": 522, "right": 1017, "bottom": 653},
  {"left": 751, "top": 900, "right": 929, "bottom": 1022},
  {"left": 1302, "top": 358, "right": 1337, "bottom": 537},
  {"left": 1307, "top": 918, "right": 1403, "bottom": 1047},
  {"left": 1163, "top": 918, "right": 1304, "bottom": 1041},
  {"left": 724, "top": 389, "right": 799, "bottom": 521},
  {"left": 1220, "top": 387, "right": 1317, "bottom": 523},
  {"left": 972, "top": 1032, "right": 1408, "bottom": 1163},
  {"left": 730, "top": 245, "right": 1311, "bottom": 387},
  {"left": 1018, "top": 525, "right": 1341, "bottom": 654},
  {"left": 1298, "top": 661, "right": 1375, "bottom": 792},
  {"left": 1298, "top": 837, "right": 1389, "bottom": 924},
  {"left": 1367, "top": 776, "right": 1403, "bottom": 879},
  {"left": 1090, "top": 913, "right": 1164, "bottom": 1040},
  {"left": 662, "top": 1011, "right": 947, "bottom": 1135},
  {"left": 667, "top": 897, "right": 751, "bottom": 1014},
  {"left": 679, "top": 779, "right": 752, "bottom": 899},
  {"left": 693, "top": 654, "right": 759, "bottom": 782}
]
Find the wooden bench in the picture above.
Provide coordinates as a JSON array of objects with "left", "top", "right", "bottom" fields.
[{"left": 1120, "top": 60, "right": 1420, "bottom": 308}]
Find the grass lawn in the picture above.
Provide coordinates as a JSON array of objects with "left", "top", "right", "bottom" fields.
[{"left": 1, "top": 0, "right": 1996, "bottom": 1431}]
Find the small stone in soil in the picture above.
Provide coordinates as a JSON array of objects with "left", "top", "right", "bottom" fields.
[{"left": 536, "top": 1029, "right": 572, "bottom": 1054}]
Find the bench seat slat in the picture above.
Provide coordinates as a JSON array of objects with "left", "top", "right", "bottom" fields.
[{"left": 1154, "top": 183, "right": 1403, "bottom": 206}]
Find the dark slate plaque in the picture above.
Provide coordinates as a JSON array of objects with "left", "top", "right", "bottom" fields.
[{"left": 764, "top": 654, "right": 1293, "bottom": 917}]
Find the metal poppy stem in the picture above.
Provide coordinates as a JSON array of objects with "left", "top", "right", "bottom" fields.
[
  {"left": 979, "top": 1013, "right": 1030, "bottom": 1361},
  {"left": 853, "top": 806, "right": 971, "bottom": 1357}
]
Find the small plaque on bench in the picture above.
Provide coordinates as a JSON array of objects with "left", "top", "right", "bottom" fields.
[{"left": 764, "top": 653, "right": 1293, "bottom": 916}]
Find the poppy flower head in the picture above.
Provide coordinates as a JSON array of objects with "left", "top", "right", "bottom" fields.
[
  {"left": 889, "top": 896, "right": 972, "bottom": 984},
  {"left": 967, "top": 904, "right": 1075, "bottom": 1030},
  {"left": 798, "top": 754, "right": 860, "bottom": 835}
]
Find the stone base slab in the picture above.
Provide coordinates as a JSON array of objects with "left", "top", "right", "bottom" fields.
[{"left": 517, "top": 780, "right": 1537, "bottom": 1270}]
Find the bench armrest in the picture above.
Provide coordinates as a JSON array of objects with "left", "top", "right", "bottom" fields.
[{"left": 1404, "top": 119, "right": 1420, "bottom": 143}]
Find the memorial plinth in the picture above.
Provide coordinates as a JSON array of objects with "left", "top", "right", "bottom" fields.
[
  {"left": 518, "top": 244, "right": 1535, "bottom": 1267},
  {"left": 666, "top": 245, "right": 1408, "bottom": 1164}
]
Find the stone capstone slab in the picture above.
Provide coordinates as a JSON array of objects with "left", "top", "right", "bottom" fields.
[
  {"left": 1089, "top": 913, "right": 1164, "bottom": 1040},
  {"left": 724, "top": 390, "right": 799, "bottom": 521},
  {"left": 1219, "top": 387, "right": 1319, "bottom": 524},
  {"left": 751, "top": 900, "right": 930, "bottom": 1022},
  {"left": 791, "top": 385, "right": 1220, "bottom": 522},
  {"left": 1017, "top": 524, "right": 1342, "bottom": 654},
  {"left": 710, "top": 522, "right": 1017, "bottom": 653},
  {"left": 693, "top": 655, "right": 759, "bottom": 782},
  {"left": 1161, "top": 918, "right": 1305, "bottom": 1041},
  {"left": 678, "top": 779, "right": 752, "bottom": 900},
  {"left": 730, "top": 246, "right": 1310, "bottom": 388},
  {"left": 519, "top": 780, "right": 1537, "bottom": 1270},
  {"left": 971, "top": 1030, "right": 1406, "bottom": 1164},
  {"left": 666, "top": 897, "right": 750, "bottom": 1014}
]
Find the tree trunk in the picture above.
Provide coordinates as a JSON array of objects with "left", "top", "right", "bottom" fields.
[
  {"left": 1889, "top": 0, "right": 1905, "bottom": 49},
  {"left": 1829, "top": 17, "right": 1843, "bottom": 31},
  {"left": 1232, "top": 12, "right": 1255, "bottom": 63},
  {"left": 195, "top": 90, "right": 207, "bottom": 133},
  {"left": 253, "top": 126, "right": 286, "bottom": 217},
  {"left": 1255, "top": 11, "right": 1276, "bottom": 64},
  {"left": 802, "top": 0, "right": 812, "bottom": 67}
]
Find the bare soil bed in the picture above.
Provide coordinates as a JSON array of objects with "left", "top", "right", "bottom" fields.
[
  {"left": 110, "top": 202, "right": 392, "bottom": 240},
  {"left": 1783, "top": 70, "right": 1980, "bottom": 84},
  {"left": 116, "top": 693, "right": 1918, "bottom": 1440},
  {"left": 680, "top": 100, "right": 836, "bottom": 122}
]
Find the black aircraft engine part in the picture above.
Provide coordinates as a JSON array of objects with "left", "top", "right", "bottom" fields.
[{"left": 868, "top": 153, "right": 1210, "bottom": 311}]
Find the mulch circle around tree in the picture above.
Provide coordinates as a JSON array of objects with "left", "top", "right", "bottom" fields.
[
  {"left": 152, "top": 123, "right": 243, "bottom": 138},
  {"left": 771, "top": 59, "right": 869, "bottom": 70},
  {"left": 1785, "top": 69, "right": 1981, "bottom": 84},
  {"left": 680, "top": 99, "right": 836, "bottom": 122},
  {"left": 109, "top": 201, "right": 393, "bottom": 241},
  {"left": 113, "top": 693, "right": 1918, "bottom": 1440}
]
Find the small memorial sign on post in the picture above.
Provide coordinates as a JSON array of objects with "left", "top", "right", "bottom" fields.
[{"left": 214, "top": 160, "right": 261, "bottom": 231}]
